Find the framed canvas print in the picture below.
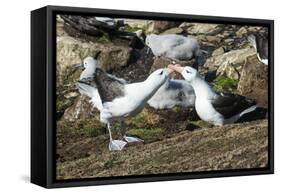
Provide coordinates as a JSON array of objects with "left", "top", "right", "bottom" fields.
[{"left": 31, "top": 5, "right": 274, "bottom": 188}]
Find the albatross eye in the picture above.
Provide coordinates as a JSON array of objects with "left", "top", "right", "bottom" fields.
[
  {"left": 159, "top": 70, "right": 163, "bottom": 75},
  {"left": 186, "top": 70, "right": 191, "bottom": 73}
]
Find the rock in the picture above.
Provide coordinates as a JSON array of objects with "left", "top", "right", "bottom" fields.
[
  {"left": 204, "top": 48, "right": 256, "bottom": 80},
  {"left": 236, "top": 26, "right": 248, "bottom": 37},
  {"left": 57, "top": 16, "right": 67, "bottom": 37},
  {"left": 248, "top": 26, "right": 263, "bottom": 33},
  {"left": 205, "top": 35, "right": 222, "bottom": 43},
  {"left": 150, "top": 57, "right": 195, "bottom": 79},
  {"left": 186, "top": 23, "right": 222, "bottom": 35},
  {"left": 150, "top": 57, "right": 195, "bottom": 73},
  {"left": 97, "top": 44, "right": 132, "bottom": 71},
  {"left": 146, "top": 21, "right": 181, "bottom": 34},
  {"left": 113, "top": 46, "right": 155, "bottom": 82},
  {"left": 161, "top": 27, "right": 184, "bottom": 35},
  {"left": 123, "top": 19, "right": 149, "bottom": 29},
  {"left": 179, "top": 22, "right": 193, "bottom": 29},
  {"left": 212, "top": 47, "right": 225, "bottom": 57},
  {"left": 238, "top": 55, "right": 268, "bottom": 108},
  {"left": 224, "top": 38, "right": 234, "bottom": 44},
  {"left": 64, "top": 91, "right": 79, "bottom": 99},
  {"left": 63, "top": 95, "right": 99, "bottom": 122},
  {"left": 218, "top": 62, "right": 241, "bottom": 80},
  {"left": 56, "top": 36, "right": 132, "bottom": 85}
]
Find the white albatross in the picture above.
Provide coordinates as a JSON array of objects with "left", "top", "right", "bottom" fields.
[
  {"left": 145, "top": 34, "right": 206, "bottom": 66},
  {"left": 77, "top": 57, "right": 173, "bottom": 151},
  {"left": 168, "top": 64, "right": 257, "bottom": 126}
]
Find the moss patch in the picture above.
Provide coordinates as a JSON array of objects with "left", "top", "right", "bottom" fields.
[
  {"left": 57, "top": 118, "right": 106, "bottom": 138},
  {"left": 97, "top": 33, "right": 110, "bottom": 43},
  {"left": 213, "top": 75, "right": 238, "bottom": 93},
  {"left": 124, "top": 25, "right": 142, "bottom": 32},
  {"left": 127, "top": 128, "right": 165, "bottom": 142},
  {"left": 186, "top": 120, "right": 213, "bottom": 131}
]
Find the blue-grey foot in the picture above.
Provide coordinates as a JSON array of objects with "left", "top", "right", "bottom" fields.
[
  {"left": 123, "top": 135, "right": 144, "bottom": 143},
  {"left": 109, "top": 140, "right": 127, "bottom": 151}
]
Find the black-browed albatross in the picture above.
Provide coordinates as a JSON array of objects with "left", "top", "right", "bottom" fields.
[
  {"left": 77, "top": 57, "right": 173, "bottom": 150},
  {"left": 248, "top": 34, "right": 268, "bottom": 65},
  {"left": 168, "top": 64, "right": 257, "bottom": 126}
]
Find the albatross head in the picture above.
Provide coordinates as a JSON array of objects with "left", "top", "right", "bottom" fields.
[
  {"left": 147, "top": 68, "right": 173, "bottom": 85},
  {"left": 168, "top": 64, "right": 198, "bottom": 82},
  {"left": 78, "top": 57, "right": 100, "bottom": 80},
  {"left": 82, "top": 57, "right": 98, "bottom": 70}
]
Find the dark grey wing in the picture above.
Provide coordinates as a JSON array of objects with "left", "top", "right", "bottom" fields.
[
  {"left": 256, "top": 34, "right": 268, "bottom": 60},
  {"left": 211, "top": 92, "right": 256, "bottom": 119},
  {"left": 94, "top": 68, "right": 125, "bottom": 103}
]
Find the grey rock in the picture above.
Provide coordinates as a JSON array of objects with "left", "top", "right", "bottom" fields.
[
  {"left": 238, "top": 55, "right": 268, "bottom": 108},
  {"left": 205, "top": 48, "right": 256, "bottom": 80}
]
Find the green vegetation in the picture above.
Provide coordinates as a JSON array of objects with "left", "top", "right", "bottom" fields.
[
  {"left": 129, "top": 113, "right": 147, "bottom": 127},
  {"left": 57, "top": 118, "right": 105, "bottom": 138},
  {"left": 187, "top": 120, "right": 213, "bottom": 130},
  {"left": 124, "top": 25, "right": 142, "bottom": 32},
  {"left": 213, "top": 75, "right": 239, "bottom": 93},
  {"left": 56, "top": 98, "right": 73, "bottom": 114},
  {"left": 98, "top": 33, "right": 110, "bottom": 43},
  {"left": 103, "top": 154, "right": 121, "bottom": 169},
  {"left": 127, "top": 128, "right": 165, "bottom": 142}
]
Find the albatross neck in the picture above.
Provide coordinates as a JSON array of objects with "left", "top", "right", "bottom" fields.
[
  {"left": 80, "top": 65, "right": 96, "bottom": 79},
  {"left": 139, "top": 75, "right": 167, "bottom": 100},
  {"left": 190, "top": 76, "right": 216, "bottom": 99}
]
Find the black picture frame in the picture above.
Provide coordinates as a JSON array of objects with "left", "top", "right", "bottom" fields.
[{"left": 31, "top": 5, "right": 274, "bottom": 188}]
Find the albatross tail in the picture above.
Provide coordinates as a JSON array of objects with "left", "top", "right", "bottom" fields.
[{"left": 224, "top": 105, "right": 257, "bottom": 125}]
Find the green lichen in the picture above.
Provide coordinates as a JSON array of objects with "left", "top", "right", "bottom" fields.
[{"left": 213, "top": 75, "right": 238, "bottom": 93}]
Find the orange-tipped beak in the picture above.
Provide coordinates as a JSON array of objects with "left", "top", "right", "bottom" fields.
[
  {"left": 168, "top": 64, "right": 184, "bottom": 73},
  {"left": 166, "top": 67, "right": 174, "bottom": 74}
]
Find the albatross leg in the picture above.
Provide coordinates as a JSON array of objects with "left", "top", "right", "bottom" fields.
[
  {"left": 119, "top": 119, "right": 144, "bottom": 143},
  {"left": 107, "top": 122, "right": 127, "bottom": 151}
]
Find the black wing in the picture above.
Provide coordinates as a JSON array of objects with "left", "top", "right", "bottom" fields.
[
  {"left": 211, "top": 92, "right": 256, "bottom": 119},
  {"left": 256, "top": 34, "right": 268, "bottom": 60},
  {"left": 94, "top": 68, "right": 125, "bottom": 103}
]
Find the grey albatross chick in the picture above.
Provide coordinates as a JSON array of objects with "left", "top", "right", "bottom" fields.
[
  {"left": 147, "top": 78, "right": 195, "bottom": 109},
  {"left": 145, "top": 34, "right": 206, "bottom": 66},
  {"left": 168, "top": 64, "right": 257, "bottom": 126},
  {"left": 78, "top": 57, "right": 173, "bottom": 151}
]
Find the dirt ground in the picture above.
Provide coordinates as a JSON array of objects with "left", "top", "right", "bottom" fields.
[{"left": 56, "top": 119, "right": 268, "bottom": 180}]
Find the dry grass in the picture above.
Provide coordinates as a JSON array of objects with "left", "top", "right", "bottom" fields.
[{"left": 56, "top": 119, "right": 268, "bottom": 180}]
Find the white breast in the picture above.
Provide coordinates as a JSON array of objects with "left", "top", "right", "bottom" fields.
[{"left": 195, "top": 98, "right": 224, "bottom": 126}]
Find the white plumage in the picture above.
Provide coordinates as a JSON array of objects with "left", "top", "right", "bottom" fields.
[
  {"left": 169, "top": 64, "right": 257, "bottom": 126},
  {"left": 78, "top": 57, "right": 103, "bottom": 111},
  {"left": 77, "top": 57, "right": 172, "bottom": 151}
]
